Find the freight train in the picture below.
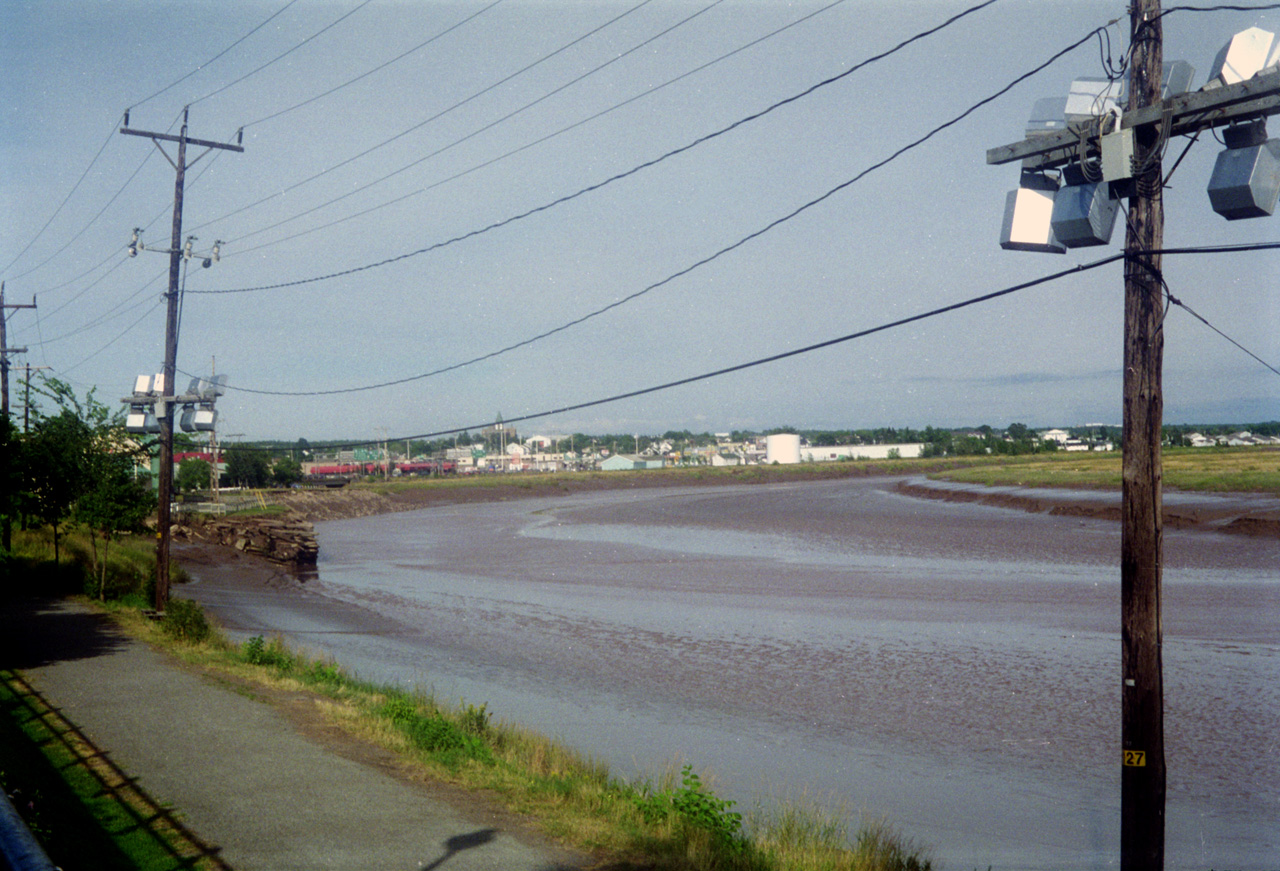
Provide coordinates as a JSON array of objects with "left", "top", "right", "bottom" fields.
[{"left": 306, "top": 459, "right": 456, "bottom": 479}]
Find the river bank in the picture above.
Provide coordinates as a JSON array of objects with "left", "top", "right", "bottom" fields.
[
  {"left": 249, "top": 462, "right": 1280, "bottom": 536},
  {"left": 173, "top": 473, "right": 1279, "bottom": 869}
]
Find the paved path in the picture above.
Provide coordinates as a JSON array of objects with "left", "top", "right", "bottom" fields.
[{"left": 0, "top": 597, "right": 588, "bottom": 871}]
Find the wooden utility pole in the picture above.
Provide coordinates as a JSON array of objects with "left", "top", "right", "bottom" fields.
[
  {"left": 1, "top": 282, "right": 36, "bottom": 421},
  {"left": 1120, "top": 3, "right": 1166, "bottom": 867},
  {"left": 120, "top": 108, "right": 242, "bottom": 612},
  {"left": 988, "top": 11, "right": 1280, "bottom": 870}
]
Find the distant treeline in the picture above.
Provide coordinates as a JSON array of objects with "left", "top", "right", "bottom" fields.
[{"left": 229, "top": 421, "right": 1279, "bottom": 460}]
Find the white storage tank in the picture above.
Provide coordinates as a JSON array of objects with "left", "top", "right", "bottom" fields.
[{"left": 765, "top": 433, "right": 801, "bottom": 465}]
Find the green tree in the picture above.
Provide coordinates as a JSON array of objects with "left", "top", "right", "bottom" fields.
[
  {"left": 176, "top": 457, "right": 212, "bottom": 493},
  {"left": 224, "top": 445, "right": 270, "bottom": 488},
  {"left": 0, "top": 416, "right": 20, "bottom": 555},
  {"left": 75, "top": 452, "right": 156, "bottom": 600},
  {"left": 272, "top": 457, "right": 303, "bottom": 487},
  {"left": 22, "top": 410, "right": 95, "bottom": 565}
]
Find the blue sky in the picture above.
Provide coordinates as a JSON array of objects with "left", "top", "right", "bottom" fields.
[{"left": 3, "top": 0, "right": 1277, "bottom": 441}]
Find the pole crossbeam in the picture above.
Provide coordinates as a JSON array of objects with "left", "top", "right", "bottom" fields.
[{"left": 987, "top": 68, "right": 1280, "bottom": 169}]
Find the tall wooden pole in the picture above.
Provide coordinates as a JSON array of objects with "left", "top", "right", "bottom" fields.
[
  {"left": 120, "top": 108, "right": 242, "bottom": 613},
  {"left": 1121, "top": 1, "right": 1166, "bottom": 867},
  {"left": 153, "top": 110, "right": 189, "bottom": 613}
]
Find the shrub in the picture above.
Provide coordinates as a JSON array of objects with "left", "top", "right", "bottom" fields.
[
  {"left": 161, "top": 598, "right": 210, "bottom": 643},
  {"left": 377, "top": 695, "right": 492, "bottom": 767}
]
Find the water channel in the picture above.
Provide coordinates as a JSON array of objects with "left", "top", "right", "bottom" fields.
[{"left": 181, "top": 476, "right": 1279, "bottom": 870}]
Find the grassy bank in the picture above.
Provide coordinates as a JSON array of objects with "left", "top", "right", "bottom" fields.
[
  {"left": 926, "top": 446, "right": 1280, "bottom": 493},
  {"left": 4, "top": 521, "right": 934, "bottom": 870},
  {"left": 100, "top": 606, "right": 933, "bottom": 871}
]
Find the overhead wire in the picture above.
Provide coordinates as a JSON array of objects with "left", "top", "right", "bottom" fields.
[
  {"left": 188, "top": 1, "right": 375, "bottom": 108},
  {"left": 189, "top": 0, "right": 659, "bottom": 236},
  {"left": 250, "top": 252, "right": 1129, "bottom": 450},
  {"left": 3, "top": 0, "right": 301, "bottom": 283},
  {"left": 240, "top": 0, "right": 508, "bottom": 130},
  {"left": 224, "top": 0, "right": 851, "bottom": 258},
  {"left": 128, "top": 0, "right": 303, "bottom": 110},
  {"left": 220, "top": 0, "right": 724, "bottom": 248},
  {"left": 1166, "top": 292, "right": 1280, "bottom": 378},
  {"left": 217, "top": 239, "right": 1280, "bottom": 452},
  {"left": 196, "top": 0, "right": 1003, "bottom": 296}
]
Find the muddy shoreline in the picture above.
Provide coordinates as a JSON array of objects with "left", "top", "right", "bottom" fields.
[{"left": 266, "top": 468, "right": 1280, "bottom": 538}]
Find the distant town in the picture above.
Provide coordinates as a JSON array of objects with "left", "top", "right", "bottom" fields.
[{"left": 164, "top": 421, "right": 1280, "bottom": 489}]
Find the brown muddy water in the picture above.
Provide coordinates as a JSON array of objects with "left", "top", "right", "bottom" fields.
[{"left": 180, "top": 476, "right": 1279, "bottom": 870}]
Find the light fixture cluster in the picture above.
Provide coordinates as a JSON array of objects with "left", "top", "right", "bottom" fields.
[
  {"left": 1001, "top": 28, "right": 1280, "bottom": 254},
  {"left": 124, "top": 373, "right": 227, "bottom": 435}
]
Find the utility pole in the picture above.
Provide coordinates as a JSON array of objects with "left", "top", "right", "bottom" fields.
[
  {"left": 1120, "top": 4, "right": 1166, "bottom": 866},
  {"left": 20, "top": 364, "right": 52, "bottom": 434},
  {"left": 1, "top": 284, "right": 36, "bottom": 555},
  {"left": 988, "top": 11, "right": 1280, "bottom": 869},
  {"left": 1, "top": 282, "right": 37, "bottom": 421},
  {"left": 120, "top": 108, "right": 243, "bottom": 613}
]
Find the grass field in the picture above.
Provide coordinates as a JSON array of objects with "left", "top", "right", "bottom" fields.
[{"left": 926, "top": 447, "right": 1280, "bottom": 493}]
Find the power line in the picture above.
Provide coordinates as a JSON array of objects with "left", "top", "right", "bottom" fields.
[
  {"left": 1166, "top": 292, "right": 1280, "bottom": 377},
  {"left": 239, "top": 252, "right": 1126, "bottom": 452},
  {"left": 217, "top": 239, "right": 1279, "bottom": 452},
  {"left": 240, "top": 0, "right": 508, "bottom": 130},
  {"left": 128, "top": 0, "right": 303, "bottom": 110},
  {"left": 189, "top": 0, "right": 659, "bottom": 236},
  {"left": 0, "top": 122, "right": 119, "bottom": 280},
  {"left": 196, "top": 0, "right": 1002, "bottom": 295},
  {"left": 222, "top": 0, "right": 722, "bottom": 248},
  {"left": 1, "top": 2, "right": 299, "bottom": 279},
  {"left": 188, "top": 1, "right": 375, "bottom": 108},
  {"left": 225, "top": 0, "right": 851, "bottom": 259}
]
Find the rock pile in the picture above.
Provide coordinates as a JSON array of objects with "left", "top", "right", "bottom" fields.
[{"left": 174, "top": 513, "right": 319, "bottom": 568}]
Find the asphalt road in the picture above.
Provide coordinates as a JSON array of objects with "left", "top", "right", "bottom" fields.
[{"left": 0, "top": 596, "right": 590, "bottom": 871}]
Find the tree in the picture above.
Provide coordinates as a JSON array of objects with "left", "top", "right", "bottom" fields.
[
  {"left": 176, "top": 457, "right": 212, "bottom": 494},
  {"left": 223, "top": 445, "right": 270, "bottom": 488},
  {"left": 272, "top": 457, "right": 303, "bottom": 487},
  {"left": 75, "top": 452, "right": 155, "bottom": 600},
  {"left": 22, "top": 410, "right": 95, "bottom": 565},
  {"left": 0, "top": 416, "right": 20, "bottom": 555}
]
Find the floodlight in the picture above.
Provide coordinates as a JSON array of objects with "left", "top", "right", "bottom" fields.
[
  {"left": 134, "top": 374, "right": 153, "bottom": 395},
  {"left": 127, "top": 411, "right": 161, "bottom": 434},
  {"left": 1207, "top": 121, "right": 1280, "bottom": 220},
  {"left": 193, "top": 408, "right": 217, "bottom": 432},
  {"left": 179, "top": 405, "right": 196, "bottom": 433},
  {"left": 126, "top": 406, "right": 149, "bottom": 433},
  {"left": 153, "top": 373, "right": 167, "bottom": 396},
  {"left": 1064, "top": 78, "right": 1123, "bottom": 123},
  {"left": 1000, "top": 171, "right": 1065, "bottom": 254},
  {"left": 1025, "top": 96, "right": 1068, "bottom": 138},
  {"left": 1204, "top": 27, "right": 1275, "bottom": 88},
  {"left": 1051, "top": 164, "right": 1119, "bottom": 247},
  {"left": 1159, "top": 61, "right": 1196, "bottom": 98}
]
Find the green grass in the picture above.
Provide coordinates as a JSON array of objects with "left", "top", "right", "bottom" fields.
[
  {"left": 0, "top": 671, "right": 226, "bottom": 870},
  {"left": 109, "top": 614, "right": 934, "bottom": 871},
  {"left": 929, "top": 446, "right": 1280, "bottom": 493}
]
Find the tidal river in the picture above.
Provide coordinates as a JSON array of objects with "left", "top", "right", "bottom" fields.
[{"left": 182, "top": 476, "right": 1279, "bottom": 870}]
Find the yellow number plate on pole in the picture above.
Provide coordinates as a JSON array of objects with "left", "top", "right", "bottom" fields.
[{"left": 1123, "top": 750, "right": 1147, "bottom": 767}]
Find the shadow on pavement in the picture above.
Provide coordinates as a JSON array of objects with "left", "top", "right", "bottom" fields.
[
  {"left": 0, "top": 669, "right": 232, "bottom": 870},
  {"left": 0, "top": 597, "right": 129, "bottom": 670}
]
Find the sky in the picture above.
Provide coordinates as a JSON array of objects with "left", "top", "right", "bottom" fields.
[{"left": 2, "top": 0, "right": 1278, "bottom": 443}]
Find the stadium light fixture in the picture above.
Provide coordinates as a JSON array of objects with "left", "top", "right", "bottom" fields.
[
  {"left": 1207, "top": 119, "right": 1280, "bottom": 220},
  {"left": 1000, "top": 170, "right": 1065, "bottom": 254},
  {"left": 1051, "top": 164, "right": 1120, "bottom": 248}
]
